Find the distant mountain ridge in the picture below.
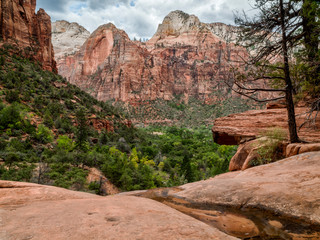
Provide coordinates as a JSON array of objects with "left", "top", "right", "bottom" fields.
[{"left": 53, "top": 10, "right": 266, "bottom": 105}]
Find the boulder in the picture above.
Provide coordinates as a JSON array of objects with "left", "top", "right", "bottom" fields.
[
  {"left": 86, "top": 167, "right": 119, "bottom": 195},
  {"left": 0, "top": 181, "right": 237, "bottom": 240},
  {"left": 286, "top": 143, "right": 320, "bottom": 157},
  {"left": 229, "top": 137, "right": 287, "bottom": 171}
]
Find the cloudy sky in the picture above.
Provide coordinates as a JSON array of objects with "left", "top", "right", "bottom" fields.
[{"left": 37, "top": 0, "right": 254, "bottom": 40}]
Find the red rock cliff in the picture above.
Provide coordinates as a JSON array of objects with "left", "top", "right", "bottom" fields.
[
  {"left": 0, "top": 0, "right": 56, "bottom": 72},
  {"left": 56, "top": 11, "right": 258, "bottom": 104}
]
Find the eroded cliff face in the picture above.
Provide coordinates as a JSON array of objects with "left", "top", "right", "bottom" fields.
[
  {"left": 0, "top": 0, "right": 56, "bottom": 72},
  {"left": 55, "top": 11, "right": 273, "bottom": 104}
]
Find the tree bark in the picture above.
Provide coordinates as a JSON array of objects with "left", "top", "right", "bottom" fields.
[{"left": 280, "top": 0, "right": 300, "bottom": 143}]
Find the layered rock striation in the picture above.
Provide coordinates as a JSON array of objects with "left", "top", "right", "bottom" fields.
[
  {"left": 212, "top": 106, "right": 320, "bottom": 145},
  {"left": 54, "top": 11, "right": 255, "bottom": 104},
  {"left": 0, "top": 0, "right": 56, "bottom": 72}
]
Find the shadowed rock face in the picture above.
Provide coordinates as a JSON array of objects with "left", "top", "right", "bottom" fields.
[
  {"left": 127, "top": 152, "right": 320, "bottom": 239},
  {"left": 54, "top": 11, "right": 277, "bottom": 105},
  {"left": 0, "top": 0, "right": 57, "bottom": 72},
  {"left": 0, "top": 181, "right": 237, "bottom": 240}
]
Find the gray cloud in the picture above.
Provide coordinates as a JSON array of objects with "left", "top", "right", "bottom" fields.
[
  {"left": 87, "top": 0, "right": 130, "bottom": 9},
  {"left": 37, "top": 0, "right": 67, "bottom": 12},
  {"left": 37, "top": 0, "right": 254, "bottom": 39}
]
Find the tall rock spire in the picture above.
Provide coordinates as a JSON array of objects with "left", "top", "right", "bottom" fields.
[{"left": 0, "top": 0, "right": 57, "bottom": 72}]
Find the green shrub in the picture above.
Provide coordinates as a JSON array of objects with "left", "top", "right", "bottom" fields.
[
  {"left": 0, "top": 55, "right": 5, "bottom": 66},
  {"left": 253, "top": 128, "right": 287, "bottom": 166},
  {"left": 0, "top": 103, "right": 21, "bottom": 130},
  {"left": 0, "top": 162, "right": 35, "bottom": 181},
  {"left": 34, "top": 124, "right": 53, "bottom": 143},
  {"left": 5, "top": 90, "right": 20, "bottom": 103},
  {"left": 47, "top": 163, "right": 88, "bottom": 190},
  {"left": 88, "top": 181, "right": 101, "bottom": 194},
  {"left": 57, "top": 135, "right": 74, "bottom": 152}
]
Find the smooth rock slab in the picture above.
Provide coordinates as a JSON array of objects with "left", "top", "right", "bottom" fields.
[
  {"left": 0, "top": 181, "right": 237, "bottom": 240},
  {"left": 133, "top": 152, "right": 320, "bottom": 239}
]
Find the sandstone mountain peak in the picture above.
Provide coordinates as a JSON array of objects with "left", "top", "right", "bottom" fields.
[
  {"left": 147, "top": 10, "right": 236, "bottom": 48},
  {"left": 53, "top": 11, "right": 254, "bottom": 104},
  {"left": 52, "top": 20, "right": 90, "bottom": 60},
  {"left": 91, "top": 22, "right": 128, "bottom": 37},
  {"left": 52, "top": 20, "right": 90, "bottom": 35},
  {"left": 153, "top": 10, "right": 203, "bottom": 38},
  {"left": 94, "top": 23, "right": 117, "bottom": 32}
]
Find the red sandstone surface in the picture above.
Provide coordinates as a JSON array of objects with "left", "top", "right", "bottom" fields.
[
  {"left": 0, "top": 0, "right": 56, "bottom": 72},
  {"left": 212, "top": 107, "right": 320, "bottom": 145},
  {"left": 129, "top": 152, "right": 320, "bottom": 239},
  {"left": 0, "top": 181, "right": 237, "bottom": 240}
]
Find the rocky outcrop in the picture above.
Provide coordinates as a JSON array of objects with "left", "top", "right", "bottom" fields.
[
  {"left": 212, "top": 107, "right": 320, "bottom": 145},
  {"left": 228, "top": 136, "right": 287, "bottom": 171},
  {"left": 212, "top": 104, "right": 320, "bottom": 170},
  {"left": 129, "top": 152, "right": 320, "bottom": 239},
  {"left": 286, "top": 142, "right": 320, "bottom": 157},
  {"left": 0, "top": 0, "right": 56, "bottom": 72},
  {"left": 54, "top": 11, "right": 261, "bottom": 104},
  {"left": 0, "top": 180, "right": 237, "bottom": 240}
]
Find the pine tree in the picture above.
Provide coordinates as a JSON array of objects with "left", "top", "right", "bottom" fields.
[
  {"left": 230, "top": 0, "right": 319, "bottom": 143},
  {"left": 75, "top": 108, "right": 88, "bottom": 150}
]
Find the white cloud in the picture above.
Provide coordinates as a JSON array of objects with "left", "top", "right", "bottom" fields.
[{"left": 37, "top": 0, "right": 254, "bottom": 39}]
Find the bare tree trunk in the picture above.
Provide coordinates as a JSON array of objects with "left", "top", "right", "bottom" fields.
[{"left": 280, "top": 0, "right": 300, "bottom": 143}]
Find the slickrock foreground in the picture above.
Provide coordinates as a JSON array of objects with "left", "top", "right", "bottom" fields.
[
  {"left": 130, "top": 152, "right": 320, "bottom": 239},
  {"left": 0, "top": 181, "right": 236, "bottom": 240}
]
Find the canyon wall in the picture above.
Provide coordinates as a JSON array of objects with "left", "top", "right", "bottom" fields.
[
  {"left": 0, "top": 0, "right": 56, "bottom": 72},
  {"left": 54, "top": 11, "right": 273, "bottom": 104}
]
